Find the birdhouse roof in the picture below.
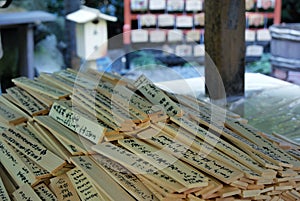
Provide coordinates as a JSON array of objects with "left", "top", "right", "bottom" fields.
[{"left": 66, "top": 6, "right": 117, "bottom": 23}]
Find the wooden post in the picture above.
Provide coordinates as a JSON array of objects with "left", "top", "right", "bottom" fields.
[
  {"left": 64, "top": 0, "right": 81, "bottom": 69},
  {"left": 205, "top": 0, "right": 245, "bottom": 101},
  {"left": 18, "top": 24, "right": 34, "bottom": 79}
]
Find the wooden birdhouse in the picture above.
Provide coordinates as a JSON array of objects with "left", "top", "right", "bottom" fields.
[{"left": 66, "top": 6, "right": 117, "bottom": 61}]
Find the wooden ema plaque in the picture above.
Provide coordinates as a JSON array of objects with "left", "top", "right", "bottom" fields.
[
  {"left": 257, "top": 29, "right": 271, "bottom": 41},
  {"left": 176, "top": 15, "right": 193, "bottom": 28},
  {"left": 186, "top": 30, "right": 201, "bottom": 42},
  {"left": 194, "top": 13, "right": 205, "bottom": 27},
  {"left": 245, "top": 29, "right": 256, "bottom": 42},
  {"left": 194, "top": 44, "right": 205, "bottom": 57},
  {"left": 158, "top": 14, "right": 175, "bottom": 27},
  {"left": 140, "top": 14, "right": 156, "bottom": 27},
  {"left": 131, "top": 29, "right": 148, "bottom": 43},
  {"left": 185, "top": 0, "right": 203, "bottom": 12},
  {"left": 167, "top": 29, "right": 183, "bottom": 42},
  {"left": 149, "top": 30, "right": 166, "bottom": 43},
  {"left": 246, "top": 45, "right": 264, "bottom": 57},
  {"left": 167, "top": 0, "right": 184, "bottom": 12},
  {"left": 149, "top": 0, "right": 166, "bottom": 11},
  {"left": 176, "top": 44, "right": 192, "bottom": 57}
]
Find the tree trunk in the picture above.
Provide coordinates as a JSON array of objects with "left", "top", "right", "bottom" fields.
[
  {"left": 64, "top": 0, "right": 81, "bottom": 69},
  {"left": 205, "top": 0, "right": 245, "bottom": 101}
]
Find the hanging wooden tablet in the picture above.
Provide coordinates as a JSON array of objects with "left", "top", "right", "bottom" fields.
[
  {"left": 131, "top": 29, "right": 148, "bottom": 43},
  {"left": 140, "top": 14, "right": 156, "bottom": 27},
  {"left": 194, "top": 44, "right": 205, "bottom": 57},
  {"left": 167, "top": 29, "right": 183, "bottom": 42},
  {"left": 130, "top": 0, "right": 148, "bottom": 13},
  {"left": 186, "top": 30, "right": 201, "bottom": 42},
  {"left": 245, "top": 0, "right": 255, "bottom": 11},
  {"left": 245, "top": 30, "right": 256, "bottom": 42},
  {"left": 185, "top": 0, "right": 203, "bottom": 12},
  {"left": 246, "top": 45, "right": 264, "bottom": 57},
  {"left": 149, "top": 30, "right": 166, "bottom": 43},
  {"left": 257, "top": 29, "right": 271, "bottom": 41},
  {"left": 248, "top": 13, "right": 264, "bottom": 27},
  {"left": 176, "top": 15, "right": 193, "bottom": 28},
  {"left": 194, "top": 13, "right": 205, "bottom": 27},
  {"left": 167, "top": 0, "right": 184, "bottom": 13},
  {"left": 149, "top": 0, "right": 166, "bottom": 12},
  {"left": 158, "top": 14, "right": 175, "bottom": 28},
  {"left": 176, "top": 44, "right": 192, "bottom": 57}
]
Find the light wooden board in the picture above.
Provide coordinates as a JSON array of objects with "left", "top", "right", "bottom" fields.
[
  {"left": 155, "top": 122, "right": 262, "bottom": 180},
  {"left": 225, "top": 120, "right": 300, "bottom": 169},
  {"left": 0, "top": 95, "right": 31, "bottom": 120},
  {"left": 54, "top": 69, "right": 97, "bottom": 90},
  {"left": 92, "top": 154, "right": 159, "bottom": 201},
  {"left": 91, "top": 142, "right": 187, "bottom": 193},
  {"left": 34, "top": 116, "right": 87, "bottom": 155},
  {"left": 49, "top": 174, "right": 81, "bottom": 201},
  {"left": 31, "top": 122, "right": 74, "bottom": 160},
  {"left": 38, "top": 73, "right": 74, "bottom": 93},
  {"left": 134, "top": 75, "right": 183, "bottom": 117},
  {"left": 0, "top": 163, "right": 17, "bottom": 195},
  {"left": 170, "top": 116, "right": 271, "bottom": 176},
  {"left": 188, "top": 110, "right": 284, "bottom": 171},
  {"left": 13, "top": 184, "right": 42, "bottom": 201},
  {"left": 12, "top": 146, "right": 51, "bottom": 180},
  {"left": 138, "top": 130, "right": 243, "bottom": 184},
  {"left": 0, "top": 101, "right": 27, "bottom": 125},
  {"left": 0, "top": 174, "right": 11, "bottom": 201},
  {"left": 70, "top": 156, "right": 136, "bottom": 201},
  {"left": 12, "top": 77, "right": 69, "bottom": 99},
  {"left": 66, "top": 167, "right": 101, "bottom": 201},
  {"left": 0, "top": 139, "right": 37, "bottom": 186},
  {"left": 118, "top": 138, "right": 208, "bottom": 189},
  {"left": 49, "top": 100, "right": 106, "bottom": 143},
  {"left": 33, "top": 183, "right": 57, "bottom": 201},
  {"left": 6, "top": 87, "right": 48, "bottom": 116},
  {"left": 1, "top": 127, "right": 66, "bottom": 174}
]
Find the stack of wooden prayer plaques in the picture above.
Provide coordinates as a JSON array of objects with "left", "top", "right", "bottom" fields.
[{"left": 0, "top": 68, "right": 299, "bottom": 200}]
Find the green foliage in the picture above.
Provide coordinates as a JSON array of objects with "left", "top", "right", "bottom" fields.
[
  {"left": 281, "top": 0, "right": 300, "bottom": 22},
  {"left": 246, "top": 54, "right": 272, "bottom": 74}
]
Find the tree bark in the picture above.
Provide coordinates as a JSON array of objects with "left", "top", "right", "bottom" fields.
[
  {"left": 64, "top": 0, "right": 81, "bottom": 69},
  {"left": 205, "top": 0, "right": 245, "bottom": 101}
]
